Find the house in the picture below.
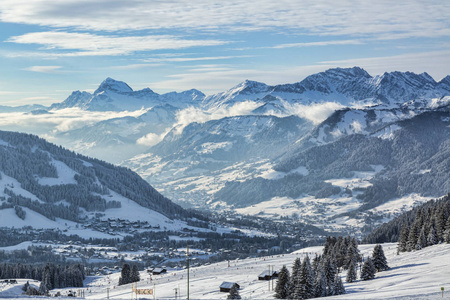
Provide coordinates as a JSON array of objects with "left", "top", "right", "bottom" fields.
[
  {"left": 258, "top": 270, "right": 279, "bottom": 280},
  {"left": 219, "top": 282, "right": 240, "bottom": 293},
  {"left": 152, "top": 268, "right": 167, "bottom": 275}
]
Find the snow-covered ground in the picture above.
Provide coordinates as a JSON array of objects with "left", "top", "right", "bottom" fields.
[{"left": 2, "top": 242, "right": 450, "bottom": 299}]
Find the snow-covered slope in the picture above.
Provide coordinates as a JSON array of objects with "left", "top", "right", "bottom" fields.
[
  {"left": 123, "top": 114, "right": 313, "bottom": 205},
  {"left": 0, "top": 130, "right": 199, "bottom": 236},
  {"left": 83, "top": 243, "right": 448, "bottom": 299},
  {"left": 212, "top": 108, "right": 450, "bottom": 234},
  {"left": 3, "top": 243, "right": 447, "bottom": 299}
]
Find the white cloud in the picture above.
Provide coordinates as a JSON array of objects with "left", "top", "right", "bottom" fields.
[
  {"left": 0, "top": 0, "right": 448, "bottom": 39},
  {"left": 271, "top": 39, "right": 364, "bottom": 49},
  {"left": 109, "top": 64, "right": 164, "bottom": 70},
  {"left": 144, "top": 55, "right": 252, "bottom": 63},
  {"left": 24, "top": 65, "right": 62, "bottom": 73},
  {"left": 7, "top": 31, "right": 229, "bottom": 56},
  {"left": 136, "top": 132, "right": 164, "bottom": 146},
  {"left": 284, "top": 102, "right": 345, "bottom": 124},
  {"left": 174, "top": 101, "right": 260, "bottom": 134},
  {"left": 0, "top": 108, "right": 147, "bottom": 134}
]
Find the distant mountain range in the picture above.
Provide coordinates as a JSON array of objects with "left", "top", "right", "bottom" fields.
[{"left": 0, "top": 67, "right": 449, "bottom": 234}]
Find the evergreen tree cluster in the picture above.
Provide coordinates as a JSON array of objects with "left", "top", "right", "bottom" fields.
[
  {"left": 0, "top": 263, "right": 85, "bottom": 291},
  {"left": 274, "top": 237, "right": 391, "bottom": 299},
  {"left": 364, "top": 194, "right": 450, "bottom": 252},
  {"left": 360, "top": 244, "right": 389, "bottom": 281},
  {"left": 118, "top": 263, "right": 140, "bottom": 286},
  {"left": 274, "top": 236, "right": 357, "bottom": 299}
]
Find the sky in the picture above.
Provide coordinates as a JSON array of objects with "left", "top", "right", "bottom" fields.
[{"left": 0, "top": 0, "right": 449, "bottom": 106}]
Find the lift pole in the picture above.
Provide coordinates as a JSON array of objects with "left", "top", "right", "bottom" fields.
[{"left": 187, "top": 244, "right": 190, "bottom": 300}]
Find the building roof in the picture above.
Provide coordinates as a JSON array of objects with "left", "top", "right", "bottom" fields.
[
  {"left": 258, "top": 270, "right": 278, "bottom": 277},
  {"left": 220, "top": 282, "right": 239, "bottom": 289}
]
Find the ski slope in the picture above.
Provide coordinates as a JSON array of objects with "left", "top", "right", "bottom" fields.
[{"left": 2, "top": 243, "right": 450, "bottom": 299}]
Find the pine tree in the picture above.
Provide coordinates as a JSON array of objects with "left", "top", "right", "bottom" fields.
[
  {"left": 294, "top": 256, "right": 314, "bottom": 299},
  {"left": 227, "top": 284, "right": 241, "bottom": 300},
  {"left": 397, "top": 223, "right": 409, "bottom": 253},
  {"left": 444, "top": 216, "right": 450, "bottom": 243},
  {"left": 314, "top": 269, "right": 327, "bottom": 298},
  {"left": 372, "top": 244, "right": 389, "bottom": 272},
  {"left": 346, "top": 260, "right": 357, "bottom": 283},
  {"left": 332, "top": 273, "right": 346, "bottom": 295},
  {"left": 345, "top": 238, "right": 360, "bottom": 269},
  {"left": 119, "top": 263, "right": 131, "bottom": 286},
  {"left": 323, "top": 258, "right": 337, "bottom": 294},
  {"left": 274, "top": 265, "right": 290, "bottom": 299},
  {"left": 408, "top": 211, "right": 423, "bottom": 251},
  {"left": 289, "top": 257, "right": 301, "bottom": 299},
  {"left": 427, "top": 224, "right": 438, "bottom": 246},
  {"left": 38, "top": 281, "right": 48, "bottom": 296},
  {"left": 416, "top": 226, "right": 427, "bottom": 250},
  {"left": 360, "top": 257, "right": 376, "bottom": 280},
  {"left": 131, "top": 265, "right": 140, "bottom": 283}
]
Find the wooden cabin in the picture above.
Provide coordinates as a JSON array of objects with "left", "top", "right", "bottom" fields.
[{"left": 219, "top": 281, "right": 240, "bottom": 293}]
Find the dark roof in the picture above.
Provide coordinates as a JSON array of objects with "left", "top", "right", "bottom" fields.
[
  {"left": 220, "top": 282, "right": 239, "bottom": 289},
  {"left": 153, "top": 268, "right": 167, "bottom": 273},
  {"left": 258, "top": 270, "right": 277, "bottom": 277}
]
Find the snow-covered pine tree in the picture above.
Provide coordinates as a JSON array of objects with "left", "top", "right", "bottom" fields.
[
  {"left": 372, "top": 244, "right": 389, "bottom": 272},
  {"left": 314, "top": 268, "right": 327, "bottom": 298},
  {"left": 444, "top": 216, "right": 450, "bottom": 243},
  {"left": 332, "top": 273, "right": 346, "bottom": 295},
  {"left": 289, "top": 257, "right": 301, "bottom": 299},
  {"left": 38, "top": 281, "right": 48, "bottom": 296},
  {"left": 131, "top": 265, "right": 140, "bottom": 283},
  {"left": 427, "top": 224, "right": 438, "bottom": 246},
  {"left": 119, "top": 263, "right": 131, "bottom": 286},
  {"left": 345, "top": 238, "right": 360, "bottom": 269},
  {"left": 397, "top": 223, "right": 409, "bottom": 253},
  {"left": 323, "top": 257, "right": 337, "bottom": 294},
  {"left": 360, "top": 257, "right": 376, "bottom": 280},
  {"left": 274, "top": 265, "right": 290, "bottom": 299},
  {"left": 346, "top": 260, "right": 357, "bottom": 283},
  {"left": 416, "top": 226, "right": 427, "bottom": 250},
  {"left": 227, "top": 284, "right": 241, "bottom": 299},
  {"left": 294, "top": 256, "right": 314, "bottom": 299}
]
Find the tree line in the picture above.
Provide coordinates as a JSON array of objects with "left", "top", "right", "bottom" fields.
[
  {"left": 363, "top": 193, "right": 450, "bottom": 252},
  {"left": 0, "top": 263, "right": 85, "bottom": 295},
  {"left": 274, "top": 236, "right": 389, "bottom": 299}
]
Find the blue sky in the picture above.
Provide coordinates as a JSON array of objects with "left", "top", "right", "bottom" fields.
[{"left": 0, "top": 0, "right": 449, "bottom": 106}]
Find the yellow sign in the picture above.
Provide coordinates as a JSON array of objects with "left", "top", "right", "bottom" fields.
[{"left": 132, "top": 286, "right": 153, "bottom": 295}]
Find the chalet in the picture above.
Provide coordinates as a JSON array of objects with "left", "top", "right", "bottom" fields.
[
  {"left": 219, "top": 282, "right": 240, "bottom": 293},
  {"left": 258, "top": 270, "right": 279, "bottom": 280},
  {"left": 152, "top": 268, "right": 167, "bottom": 275}
]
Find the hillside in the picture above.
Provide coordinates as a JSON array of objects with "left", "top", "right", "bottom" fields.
[{"left": 0, "top": 130, "right": 201, "bottom": 238}]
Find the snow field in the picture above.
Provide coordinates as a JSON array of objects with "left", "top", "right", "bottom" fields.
[
  {"left": 1, "top": 242, "right": 450, "bottom": 299},
  {"left": 82, "top": 243, "right": 450, "bottom": 299}
]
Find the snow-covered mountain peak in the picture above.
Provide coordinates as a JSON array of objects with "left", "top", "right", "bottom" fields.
[
  {"left": 375, "top": 71, "right": 437, "bottom": 88},
  {"left": 231, "top": 79, "right": 270, "bottom": 95},
  {"left": 94, "top": 77, "right": 134, "bottom": 94},
  {"left": 323, "top": 66, "right": 371, "bottom": 79},
  {"left": 438, "top": 75, "right": 450, "bottom": 90}
]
